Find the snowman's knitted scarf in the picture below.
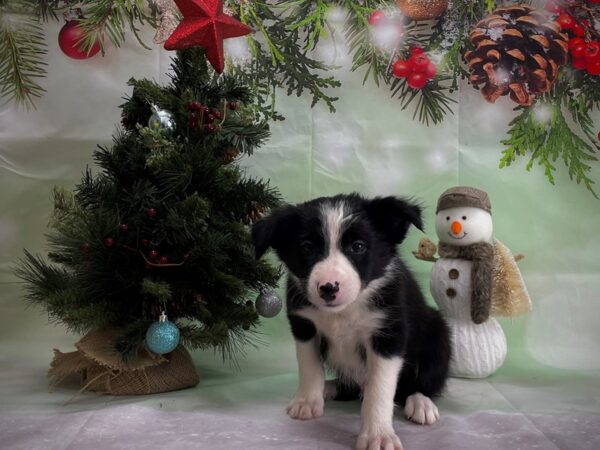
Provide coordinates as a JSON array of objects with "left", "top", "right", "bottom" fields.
[{"left": 438, "top": 242, "right": 494, "bottom": 324}]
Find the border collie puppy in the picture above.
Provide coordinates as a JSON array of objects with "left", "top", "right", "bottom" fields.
[{"left": 252, "top": 194, "right": 451, "bottom": 450}]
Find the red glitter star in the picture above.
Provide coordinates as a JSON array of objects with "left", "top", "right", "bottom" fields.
[{"left": 164, "top": 0, "right": 252, "bottom": 73}]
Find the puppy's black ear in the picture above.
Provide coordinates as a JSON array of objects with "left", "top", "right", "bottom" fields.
[
  {"left": 251, "top": 205, "right": 301, "bottom": 259},
  {"left": 365, "top": 196, "right": 423, "bottom": 244}
]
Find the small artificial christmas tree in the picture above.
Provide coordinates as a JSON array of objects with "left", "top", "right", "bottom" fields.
[{"left": 16, "top": 48, "right": 281, "bottom": 393}]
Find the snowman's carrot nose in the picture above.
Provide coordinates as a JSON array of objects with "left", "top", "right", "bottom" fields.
[{"left": 451, "top": 221, "right": 462, "bottom": 235}]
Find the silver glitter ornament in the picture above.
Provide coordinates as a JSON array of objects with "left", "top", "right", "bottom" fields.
[
  {"left": 148, "top": 105, "right": 175, "bottom": 133},
  {"left": 255, "top": 290, "right": 283, "bottom": 318}
]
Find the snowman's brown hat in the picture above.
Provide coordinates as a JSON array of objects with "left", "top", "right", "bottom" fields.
[{"left": 436, "top": 186, "right": 491, "bottom": 214}]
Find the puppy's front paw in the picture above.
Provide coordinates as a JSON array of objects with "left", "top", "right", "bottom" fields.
[
  {"left": 286, "top": 393, "right": 324, "bottom": 420},
  {"left": 404, "top": 392, "right": 439, "bottom": 425},
  {"left": 356, "top": 426, "right": 403, "bottom": 450}
]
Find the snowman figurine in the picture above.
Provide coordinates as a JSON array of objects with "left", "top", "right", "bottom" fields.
[{"left": 431, "top": 186, "right": 506, "bottom": 378}]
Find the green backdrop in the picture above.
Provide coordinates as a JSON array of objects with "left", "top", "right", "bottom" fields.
[{"left": 1, "top": 23, "right": 599, "bottom": 449}]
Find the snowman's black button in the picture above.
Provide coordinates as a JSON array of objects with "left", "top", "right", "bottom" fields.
[
  {"left": 446, "top": 288, "right": 456, "bottom": 298},
  {"left": 449, "top": 269, "right": 459, "bottom": 279}
]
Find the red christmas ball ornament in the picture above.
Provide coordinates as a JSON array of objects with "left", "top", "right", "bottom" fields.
[
  {"left": 149, "top": 250, "right": 159, "bottom": 260},
  {"left": 557, "top": 13, "right": 576, "bottom": 30},
  {"left": 147, "top": 208, "right": 157, "bottom": 218},
  {"left": 392, "top": 60, "right": 411, "bottom": 78},
  {"left": 58, "top": 20, "right": 101, "bottom": 60},
  {"left": 409, "top": 46, "right": 424, "bottom": 55},
  {"left": 104, "top": 237, "right": 115, "bottom": 248},
  {"left": 408, "top": 53, "right": 430, "bottom": 73},
  {"left": 407, "top": 72, "right": 428, "bottom": 89},
  {"left": 368, "top": 10, "right": 386, "bottom": 26},
  {"left": 158, "top": 256, "right": 169, "bottom": 264}
]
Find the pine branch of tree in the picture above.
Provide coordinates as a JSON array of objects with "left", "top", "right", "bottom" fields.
[{"left": 0, "top": 1, "right": 47, "bottom": 108}]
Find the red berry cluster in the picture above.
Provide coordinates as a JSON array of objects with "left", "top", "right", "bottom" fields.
[
  {"left": 187, "top": 101, "right": 222, "bottom": 133},
  {"left": 392, "top": 47, "right": 437, "bottom": 89},
  {"left": 547, "top": 4, "right": 600, "bottom": 76}
]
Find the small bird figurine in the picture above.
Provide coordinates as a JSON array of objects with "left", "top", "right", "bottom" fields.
[{"left": 412, "top": 237, "right": 438, "bottom": 262}]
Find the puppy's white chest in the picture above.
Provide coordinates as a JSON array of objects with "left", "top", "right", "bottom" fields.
[{"left": 298, "top": 306, "right": 384, "bottom": 385}]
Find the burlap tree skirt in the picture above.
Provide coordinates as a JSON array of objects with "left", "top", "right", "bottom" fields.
[{"left": 48, "top": 328, "right": 199, "bottom": 395}]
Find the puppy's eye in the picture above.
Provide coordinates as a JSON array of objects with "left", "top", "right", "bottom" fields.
[
  {"left": 462, "top": 216, "right": 467, "bottom": 220},
  {"left": 350, "top": 240, "right": 367, "bottom": 254},
  {"left": 300, "top": 240, "right": 314, "bottom": 255},
  {"left": 446, "top": 216, "right": 450, "bottom": 221}
]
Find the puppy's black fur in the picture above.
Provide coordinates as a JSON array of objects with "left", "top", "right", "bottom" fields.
[{"left": 253, "top": 193, "right": 451, "bottom": 404}]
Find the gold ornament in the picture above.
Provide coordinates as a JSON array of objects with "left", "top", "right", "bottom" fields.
[
  {"left": 154, "top": 0, "right": 180, "bottom": 44},
  {"left": 395, "top": 0, "right": 448, "bottom": 21}
]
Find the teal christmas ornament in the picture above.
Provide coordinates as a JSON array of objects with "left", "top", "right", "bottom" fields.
[
  {"left": 148, "top": 105, "right": 175, "bottom": 133},
  {"left": 145, "top": 312, "right": 180, "bottom": 354}
]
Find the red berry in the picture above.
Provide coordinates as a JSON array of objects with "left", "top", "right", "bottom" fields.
[
  {"left": 104, "top": 237, "right": 115, "bottom": 248},
  {"left": 141, "top": 239, "right": 149, "bottom": 247},
  {"left": 581, "top": 19, "right": 590, "bottom": 27},
  {"left": 425, "top": 62, "right": 437, "bottom": 79},
  {"left": 201, "top": 106, "right": 210, "bottom": 115},
  {"left": 544, "top": 1, "right": 561, "bottom": 13},
  {"left": 392, "top": 59, "right": 411, "bottom": 78},
  {"left": 585, "top": 41, "right": 600, "bottom": 63},
  {"left": 368, "top": 10, "right": 386, "bottom": 26},
  {"left": 572, "top": 58, "right": 587, "bottom": 69},
  {"left": 573, "top": 24, "right": 585, "bottom": 37},
  {"left": 213, "top": 110, "right": 222, "bottom": 120},
  {"left": 587, "top": 61, "right": 600, "bottom": 75},
  {"left": 569, "top": 37, "right": 586, "bottom": 49},
  {"left": 206, "top": 113, "right": 215, "bottom": 123},
  {"left": 571, "top": 43, "right": 587, "bottom": 59},
  {"left": 228, "top": 101, "right": 237, "bottom": 110},
  {"left": 408, "top": 53, "right": 430, "bottom": 73},
  {"left": 557, "top": 13, "right": 575, "bottom": 30},
  {"left": 158, "top": 256, "right": 169, "bottom": 264},
  {"left": 149, "top": 250, "right": 159, "bottom": 259},
  {"left": 147, "top": 208, "right": 157, "bottom": 218},
  {"left": 205, "top": 123, "right": 216, "bottom": 133},
  {"left": 407, "top": 72, "right": 428, "bottom": 89},
  {"left": 409, "top": 46, "right": 424, "bottom": 55},
  {"left": 119, "top": 223, "right": 128, "bottom": 232},
  {"left": 188, "top": 101, "right": 202, "bottom": 112}
]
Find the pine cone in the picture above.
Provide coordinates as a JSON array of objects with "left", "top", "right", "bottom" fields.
[
  {"left": 244, "top": 202, "right": 266, "bottom": 225},
  {"left": 465, "top": 5, "right": 568, "bottom": 106}
]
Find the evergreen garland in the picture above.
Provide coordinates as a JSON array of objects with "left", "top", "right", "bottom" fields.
[{"left": 0, "top": 0, "right": 599, "bottom": 194}]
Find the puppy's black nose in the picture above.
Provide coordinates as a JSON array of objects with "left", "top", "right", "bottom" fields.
[{"left": 319, "top": 282, "right": 340, "bottom": 302}]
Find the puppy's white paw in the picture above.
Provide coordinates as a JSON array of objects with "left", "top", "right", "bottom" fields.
[
  {"left": 356, "top": 426, "right": 403, "bottom": 450},
  {"left": 286, "top": 393, "right": 324, "bottom": 420},
  {"left": 404, "top": 392, "right": 439, "bottom": 425}
]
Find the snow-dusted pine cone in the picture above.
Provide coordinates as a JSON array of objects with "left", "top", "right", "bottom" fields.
[{"left": 465, "top": 5, "right": 569, "bottom": 106}]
